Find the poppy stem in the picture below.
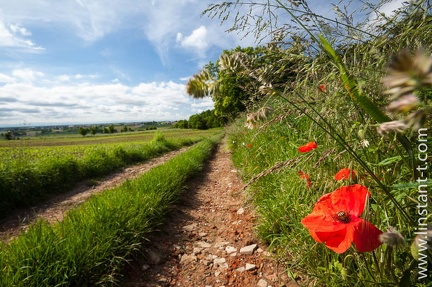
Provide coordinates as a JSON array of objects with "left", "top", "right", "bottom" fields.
[
  {"left": 360, "top": 252, "right": 378, "bottom": 282},
  {"left": 372, "top": 251, "right": 384, "bottom": 281},
  {"left": 385, "top": 246, "right": 399, "bottom": 283}
]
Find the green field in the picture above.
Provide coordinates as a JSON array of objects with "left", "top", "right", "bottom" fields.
[
  {"left": 0, "top": 128, "right": 218, "bottom": 148},
  {"left": 0, "top": 129, "right": 221, "bottom": 219}
]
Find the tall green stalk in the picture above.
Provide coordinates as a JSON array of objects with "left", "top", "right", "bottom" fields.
[{"left": 318, "top": 36, "right": 415, "bottom": 173}]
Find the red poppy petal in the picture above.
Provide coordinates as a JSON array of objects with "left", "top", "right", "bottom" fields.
[
  {"left": 309, "top": 142, "right": 318, "bottom": 149},
  {"left": 334, "top": 168, "right": 357, "bottom": 181},
  {"left": 301, "top": 213, "right": 345, "bottom": 232},
  {"left": 352, "top": 220, "right": 383, "bottom": 252},
  {"left": 331, "top": 184, "right": 370, "bottom": 217},
  {"left": 315, "top": 227, "right": 352, "bottom": 254},
  {"left": 298, "top": 142, "right": 317, "bottom": 153},
  {"left": 311, "top": 192, "right": 337, "bottom": 214},
  {"left": 307, "top": 229, "right": 323, "bottom": 243},
  {"left": 298, "top": 146, "right": 311, "bottom": 152}
]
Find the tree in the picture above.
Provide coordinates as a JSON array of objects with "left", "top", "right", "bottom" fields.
[
  {"left": 186, "top": 44, "right": 307, "bottom": 120},
  {"left": 90, "top": 126, "right": 98, "bottom": 136},
  {"left": 184, "top": 110, "right": 225, "bottom": 130},
  {"left": 108, "top": 124, "right": 116, "bottom": 133},
  {"left": 4, "top": 130, "right": 13, "bottom": 140},
  {"left": 79, "top": 127, "right": 88, "bottom": 137},
  {"left": 173, "top": 120, "right": 189, "bottom": 129}
]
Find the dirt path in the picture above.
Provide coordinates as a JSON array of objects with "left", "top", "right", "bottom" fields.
[
  {"left": 121, "top": 140, "right": 298, "bottom": 287},
  {"left": 0, "top": 146, "right": 190, "bottom": 242}
]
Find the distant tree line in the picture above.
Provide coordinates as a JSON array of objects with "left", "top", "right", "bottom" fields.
[{"left": 173, "top": 109, "right": 226, "bottom": 130}]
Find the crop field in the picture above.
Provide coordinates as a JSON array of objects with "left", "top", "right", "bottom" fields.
[
  {"left": 0, "top": 128, "right": 218, "bottom": 148},
  {"left": 0, "top": 129, "right": 221, "bottom": 219},
  {"left": 0, "top": 133, "right": 222, "bottom": 286}
]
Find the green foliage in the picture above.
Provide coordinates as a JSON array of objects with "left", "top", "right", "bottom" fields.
[
  {"left": 79, "top": 127, "right": 89, "bottom": 137},
  {"left": 173, "top": 110, "right": 226, "bottom": 130},
  {"left": 189, "top": 109, "right": 225, "bottom": 129},
  {"left": 4, "top": 131, "right": 14, "bottom": 140},
  {"left": 105, "top": 124, "right": 116, "bottom": 134},
  {"left": 173, "top": 119, "right": 189, "bottom": 129},
  {"left": 214, "top": 72, "right": 246, "bottom": 118},
  {"left": 90, "top": 126, "right": 98, "bottom": 135}
]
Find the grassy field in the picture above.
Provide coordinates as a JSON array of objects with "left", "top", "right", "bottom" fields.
[
  {"left": 0, "top": 128, "right": 218, "bottom": 147},
  {"left": 0, "top": 129, "right": 221, "bottom": 219}
]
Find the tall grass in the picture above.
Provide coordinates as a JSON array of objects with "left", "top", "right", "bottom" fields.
[
  {"left": 210, "top": 0, "right": 432, "bottom": 285},
  {"left": 0, "top": 131, "right": 215, "bottom": 219},
  {"left": 0, "top": 133, "right": 222, "bottom": 286}
]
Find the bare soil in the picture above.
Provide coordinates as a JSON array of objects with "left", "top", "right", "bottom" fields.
[{"left": 0, "top": 140, "right": 298, "bottom": 286}]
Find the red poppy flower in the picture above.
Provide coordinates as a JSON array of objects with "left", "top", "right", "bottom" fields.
[
  {"left": 319, "top": 84, "right": 326, "bottom": 93},
  {"left": 298, "top": 171, "right": 312, "bottom": 187},
  {"left": 246, "top": 143, "right": 252, "bottom": 149},
  {"left": 298, "top": 142, "right": 318, "bottom": 153},
  {"left": 301, "top": 184, "right": 382, "bottom": 254},
  {"left": 334, "top": 168, "right": 357, "bottom": 181}
]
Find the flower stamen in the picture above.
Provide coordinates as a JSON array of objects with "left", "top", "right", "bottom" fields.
[{"left": 334, "top": 211, "right": 351, "bottom": 223}]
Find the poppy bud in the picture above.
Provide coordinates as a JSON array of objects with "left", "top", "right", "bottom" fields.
[{"left": 378, "top": 227, "right": 405, "bottom": 247}]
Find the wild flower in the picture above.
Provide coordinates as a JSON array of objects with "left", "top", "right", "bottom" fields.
[
  {"left": 382, "top": 49, "right": 432, "bottom": 99},
  {"left": 387, "top": 94, "right": 420, "bottom": 113},
  {"left": 301, "top": 184, "right": 383, "bottom": 254},
  {"left": 298, "top": 171, "right": 311, "bottom": 187},
  {"left": 404, "top": 110, "right": 427, "bottom": 130},
  {"left": 360, "top": 139, "right": 370, "bottom": 148},
  {"left": 245, "top": 113, "right": 258, "bottom": 130},
  {"left": 244, "top": 106, "right": 273, "bottom": 129},
  {"left": 379, "top": 227, "right": 405, "bottom": 248},
  {"left": 334, "top": 168, "right": 357, "bottom": 181},
  {"left": 379, "top": 49, "right": 432, "bottom": 134},
  {"left": 298, "top": 141, "right": 318, "bottom": 153},
  {"left": 377, "top": 120, "right": 408, "bottom": 135},
  {"left": 258, "top": 84, "right": 275, "bottom": 96},
  {"left": 246, "top": 143, "right": 252, "bottom": 149},
  {"left": 318, "top": 84, "right": 326, "bottom": 93}
]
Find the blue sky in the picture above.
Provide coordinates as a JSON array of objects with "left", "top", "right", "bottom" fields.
[{"left": 0, "top": 0, "right": 404, "bottom": 127}]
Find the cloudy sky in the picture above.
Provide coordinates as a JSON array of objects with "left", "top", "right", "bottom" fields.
[{"left": 0, "top": 0, "right": 404, "bottom": 127}]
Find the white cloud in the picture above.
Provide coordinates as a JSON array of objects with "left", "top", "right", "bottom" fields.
[
  {"left": 56, "top": 75, "right": 71, "bottom": 82},
  {"left": 12, "top": 68, "right": 44, "bottom": 82},
  {"left": 9, "top": 24, "right": 31, "bottom": 36},
  {"left": 177, "top": 26, "right": 209, "bottom": 58},
  {"left": 0, "top": 73, "right": 16, "bottom": 83},
  {"left": 191, "top": 97, "right": 214, "bottom": 110},
  {"left": 0, "top": 20, "right": 43, "bottom": 51},
  {"left": 378, "top": 0, "right": 405, "bottom": 17},
  {"left": 367, "top": 0, "right": 406, "bottom": 24},
  {"left": 0, "top": 69, "right": 214, "bottom": 126}
]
